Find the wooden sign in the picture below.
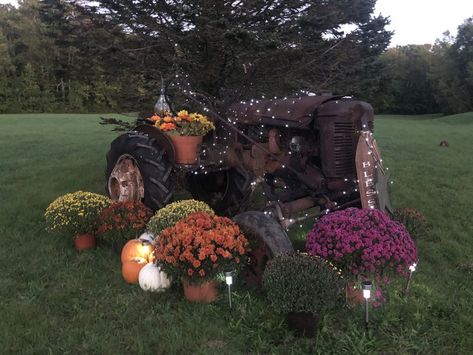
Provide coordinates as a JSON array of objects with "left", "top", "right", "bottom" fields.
[{"left": 355, "top": 131, "right": 392, "bottom": 212}]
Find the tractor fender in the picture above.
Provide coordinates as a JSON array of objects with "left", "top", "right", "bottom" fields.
[
  {"left": 133, "top": 124, "right": 176, "bottom": 163},
  {"left": 233, "top": 211, "right": 294, "bottom": 286}
]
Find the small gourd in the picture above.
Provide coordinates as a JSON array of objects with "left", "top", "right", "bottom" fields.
[{"left": 138, "top": 263, "right": 171, "bottom": 292}]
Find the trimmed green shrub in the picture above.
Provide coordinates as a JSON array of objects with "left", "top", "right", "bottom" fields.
[{"left": 263, "top": 253, "right": 344, "bottom": 314}]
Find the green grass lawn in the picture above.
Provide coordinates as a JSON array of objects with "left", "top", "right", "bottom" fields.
[{"left": 0, "top": 112, "right": 472, "bottom": 354}]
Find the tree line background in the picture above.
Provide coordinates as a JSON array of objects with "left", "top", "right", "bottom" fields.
[{"left": 0, "top": 0, "right": 472, "bottom": 115}]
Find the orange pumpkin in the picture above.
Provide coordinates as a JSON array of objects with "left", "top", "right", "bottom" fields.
[
  {"left": 122, "top": 258, "right": 147, "bottom": 284},
  {"left": 121, "top": 239, "right": 154, "bottom": 263}
]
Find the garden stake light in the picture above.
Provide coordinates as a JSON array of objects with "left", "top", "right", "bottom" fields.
[
  {"left": 405, "top": 262, "right": 417, "bottom": 294},
  {"left": 362, "top": 281, "right": 372, "bottom": 329},
  {"left": 224, "top": 269, "right": 233, "bottom": 310}
]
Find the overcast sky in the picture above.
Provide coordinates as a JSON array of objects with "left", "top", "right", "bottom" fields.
[
  {"left": 375, "top": 0, "right": 473, "bottom": 46},
  {"left": 1, "top": 0, "right": 472, "bottom": 47}
]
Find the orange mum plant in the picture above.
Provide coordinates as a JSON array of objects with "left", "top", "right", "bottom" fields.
[
  {"left": 154, "top": 212, "right": 248, "bottom": 284},
  {"left": 97, "top": 201, "right": 153, "bottom": 249}
]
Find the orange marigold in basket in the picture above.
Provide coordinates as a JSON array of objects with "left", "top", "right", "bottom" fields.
[
  {"left": 149, "top": 115, "right": 161, "bottom": 123},
  {"left": 154, "top": 212, "right": 249, "bottom": 283},
  {"left": 163, "top": 115, "right": 174, "bottom": 123},
  {"left": 159, "top": 122, "right": 177, "bottom": 131}
]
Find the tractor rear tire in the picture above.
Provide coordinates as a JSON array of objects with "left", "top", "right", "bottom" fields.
[
  {"left": 187, "top": 167, "right": 252, "bottom": 216},
  {"left": 105, "top": 132, "right": 173, "bottom": 211},
  {"left": 233, "top": 211, "right": 294, "bottom": 286}
]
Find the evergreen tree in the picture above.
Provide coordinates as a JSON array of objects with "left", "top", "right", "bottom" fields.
[{"left": 83, "top": 0, "right": 392, "bottom": 110}]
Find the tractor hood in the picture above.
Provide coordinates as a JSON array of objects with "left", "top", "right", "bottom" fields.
[{"left": 226, "top": 95, "right": 354, "bottom": 129}]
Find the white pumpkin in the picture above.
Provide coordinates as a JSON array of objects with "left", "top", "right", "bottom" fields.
[
  {"left": 138, "top": 232, "right": 156, "bottom": 245},
  {"left": 138, "top": 263, "right": 171, "bottom": 292}
]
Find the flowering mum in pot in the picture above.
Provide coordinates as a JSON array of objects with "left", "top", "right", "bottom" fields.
[
  {"left": 147, "top": 199, "right": 214, "bottom": 237},
  {"left": 263, "top": 253, "right": 344, "bottom": 337},
  {"left": 305, "top": 208, "right": 417, "bottom": 302},
  {"left": 97, "top": 201, "right": 153, "bottom": 249},
  {"left": 154, "top": 212, "right": 248, "bottom": 301},
  {"left": 45, "top": 191, "right": 111, "bottom": 236},
  {"left": 150, "top": 110, "right": 215, "bottom": 136},
  {"left": 44, "top": 191, "right": 111, "bottom": 250}
]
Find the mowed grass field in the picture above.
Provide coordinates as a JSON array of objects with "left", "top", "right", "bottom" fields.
[{"left": 0, "top": 112, "right": 472, "bottom": 354}]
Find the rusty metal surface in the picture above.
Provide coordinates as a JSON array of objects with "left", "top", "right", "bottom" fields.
[
  {"left": 131, "top": 95, "right": 384, "bottom": 219},
  {"left": 318, "top": 101, "right": 374, "bottom": 179},
  {"left": 108, "top": 154, "right": 145, "bottom": 202},
  {"left": 279, "top": 197, "right": 316, "bottom": 217},
  {"left": 227, "top": 95, "right": 342, "bottom": 128},
  {"left": 227, "top": 96, "right": 375, "bottom": 181}
]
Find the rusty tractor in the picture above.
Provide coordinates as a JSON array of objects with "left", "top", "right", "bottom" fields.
[{"left": 105, "top": 95, "right": 390, "bottom": 284}]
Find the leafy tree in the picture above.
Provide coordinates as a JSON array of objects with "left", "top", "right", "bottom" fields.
[
  {"left": 0, "top": 1, "right": 57, "bottom": 112},
  {"left": 0, "top": 30, "right": 14, "bottom": 112},
  {"left": 430, "top": 18, "right": 473, "bottom": 114},
  {"left": 374, "top": 45, "right": 438, "bottom": 114},
  {"left": 374, "top": 17, "right": 473, "bottom": 115},
  {"left": 38, "top": 0, "right": 111, "bottom": 111}
]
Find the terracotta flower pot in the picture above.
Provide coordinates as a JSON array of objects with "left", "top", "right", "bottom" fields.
[
  {"left": 182, "top": 279, "right": 219, "bottom": 303},
  {"left": 286, "top": 311, "right": 320, "bottom": 338},
  {"left": 74, "top": 234, "right": 96, "bottom": 251},
  {"left": 167, "top": 135, "right": 203, "bottom": 164}
]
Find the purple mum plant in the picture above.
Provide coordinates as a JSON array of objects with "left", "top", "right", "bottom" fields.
[{"left": 306, "top": 208, "right": 417, "bottom": 283}]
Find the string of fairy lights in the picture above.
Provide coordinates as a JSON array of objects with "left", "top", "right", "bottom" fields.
[{"left": 165, "top": 72, "right": 394, "bottom": 229}]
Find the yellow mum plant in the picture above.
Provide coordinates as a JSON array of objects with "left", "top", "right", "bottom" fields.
[
  {"left": 146, "top": 199, "right": 215, "bottom": 236},
  {"left": 45, "top": 191, "right": 111, "bottom": 236}
]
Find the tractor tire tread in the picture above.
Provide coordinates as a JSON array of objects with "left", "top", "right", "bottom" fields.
[{"left": 105, "top": 131, "right": 174, "bottom": 211}]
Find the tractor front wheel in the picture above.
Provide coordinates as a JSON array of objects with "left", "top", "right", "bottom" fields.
[
  {"left": 105, "top": 132, "right": 174, "bottom": 211},
  {"left": 233, "top": 211, "right": 294, "bottom": 286}
]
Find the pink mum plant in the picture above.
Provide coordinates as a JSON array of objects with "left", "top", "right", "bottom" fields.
[{"left": 305, "top": 208, "right": 417, "bottom": 283}]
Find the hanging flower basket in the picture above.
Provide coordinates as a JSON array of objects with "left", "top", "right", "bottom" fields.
[
  {"left": 149, "top": 110, "right": 215, "bottom": 165},
  {"left": 167, "top": 134, "right": 203, "bottom": 164}
]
